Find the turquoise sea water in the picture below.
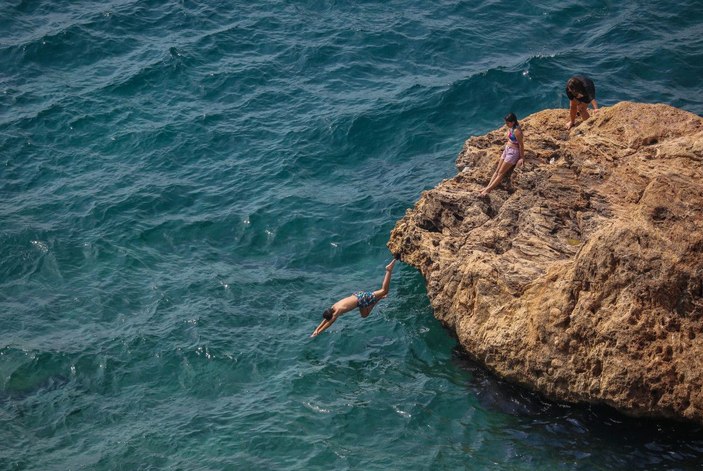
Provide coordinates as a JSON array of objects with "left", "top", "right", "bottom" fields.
[{"left": 2, "top": 1, "right": 703, "bottom": 469}]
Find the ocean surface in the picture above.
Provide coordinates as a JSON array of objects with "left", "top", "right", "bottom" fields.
[{"left": 2, "top": 0, "right": 703, "bottom": 469}]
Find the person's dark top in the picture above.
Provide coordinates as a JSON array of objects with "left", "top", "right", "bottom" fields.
[{"left": 566, "top": 75, "right": 596, "bottom": 103}]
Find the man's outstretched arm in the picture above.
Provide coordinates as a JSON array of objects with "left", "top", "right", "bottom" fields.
[{"left": 311, "top": 314, "right": 337, "bottom": 337}]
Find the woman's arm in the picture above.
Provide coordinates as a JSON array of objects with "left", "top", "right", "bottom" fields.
[{"left": 516, "top": 128, "right": 525, "bottom": 165}]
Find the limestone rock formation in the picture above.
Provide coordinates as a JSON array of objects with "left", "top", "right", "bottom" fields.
[{"left": 389, "top": 102, "right": 703, "bottom": 424}]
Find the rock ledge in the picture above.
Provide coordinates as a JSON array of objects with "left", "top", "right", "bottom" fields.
[{"left": 389, "top": 102, "right": 703, "bottom": 424}]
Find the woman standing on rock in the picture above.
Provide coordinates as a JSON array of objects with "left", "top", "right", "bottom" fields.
[
  {"left": 565, "top": 75, "right": 598, "bottom": 129},
  {"left": 480, "top": 113, "right": 524, "bottom": 196}
]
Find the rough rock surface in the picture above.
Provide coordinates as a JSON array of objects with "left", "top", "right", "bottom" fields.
[{"left": 388, "top": 102, "right": 703, "bottom": 424}]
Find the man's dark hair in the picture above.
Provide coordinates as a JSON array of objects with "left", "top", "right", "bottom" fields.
[
  {"left": 567, "top": 77, "right": 586, "bottom": 96},
  {"left": 322, "top": 308, "right": 334, "bottom": 320}
]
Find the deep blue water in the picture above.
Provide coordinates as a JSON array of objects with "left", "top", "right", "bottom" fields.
[{"left": 2, "top": 1, "right": 703, "bottom": 469}]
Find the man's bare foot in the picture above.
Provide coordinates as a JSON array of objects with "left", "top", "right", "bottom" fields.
[
  {"left": 479, "top": 188, "right": 490, "bottom": 196},
  {"left": 565, "top": 121, "right": 575, "bottom": 130},
  {"left": 386, "top": 259, "right": 396, "bottom": 271}
]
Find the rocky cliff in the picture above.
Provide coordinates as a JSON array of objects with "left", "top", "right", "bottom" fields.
[{"left": 388, "top": 102, "right": 703, "bottom": 424}]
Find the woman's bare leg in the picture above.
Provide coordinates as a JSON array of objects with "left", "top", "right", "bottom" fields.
[
  {"left": 487, "top": 155, "right": 503, "bottom": 188},
  {"left": 480, "top": 160, "right": 515, "bottom": 195}
]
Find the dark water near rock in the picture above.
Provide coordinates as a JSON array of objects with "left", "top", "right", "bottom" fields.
[{"left": 2, "top": 0, "right": 702, "bottom": 469}]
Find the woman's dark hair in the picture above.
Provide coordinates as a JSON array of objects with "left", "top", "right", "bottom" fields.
[
  {"left": 322, "top": 308, "right": 334, "bottom": 320},
  {"left": 566, "top": 77, "right": 586, "bottom": 96},
  {"left": 504, "top": 112, "right": 519, "bottom": 127}
]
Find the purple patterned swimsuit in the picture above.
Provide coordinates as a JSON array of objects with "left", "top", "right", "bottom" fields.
[{"left": 502, "top": 125, "right": 521, "bottom": 164}]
